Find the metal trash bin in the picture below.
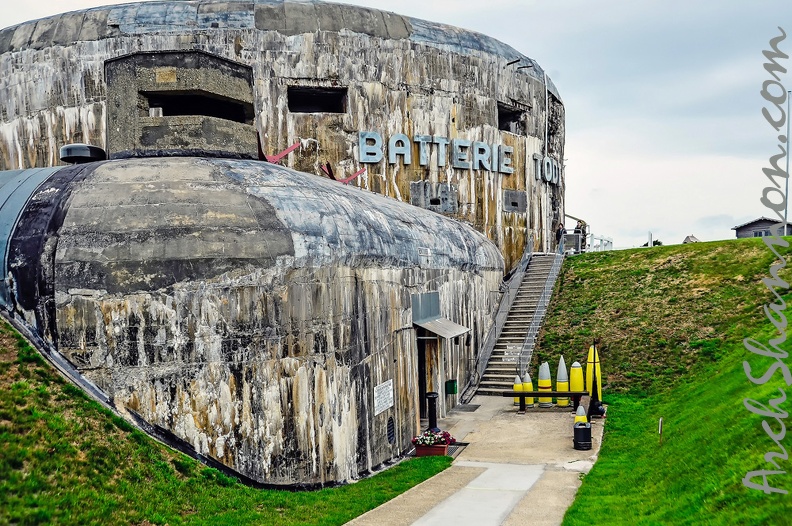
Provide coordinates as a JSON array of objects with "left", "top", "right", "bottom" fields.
[{"left": 573, "top": 422, "right": 592, "bottom": 450}]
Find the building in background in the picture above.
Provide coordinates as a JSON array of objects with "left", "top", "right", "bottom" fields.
[{"left": 732, "top": 217, "right": 792, "bottom": 238}]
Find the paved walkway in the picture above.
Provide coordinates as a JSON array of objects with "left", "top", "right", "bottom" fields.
[{"left": 348, "top": 395, "right": 604, "bottom": 526}]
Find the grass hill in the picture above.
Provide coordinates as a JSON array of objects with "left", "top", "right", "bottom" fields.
[
  {"left": 0, "top": 325, "right": 449, "bottom": 525},
  {"left": 531, "top": 238, "right": 792, "bottom": 525}
]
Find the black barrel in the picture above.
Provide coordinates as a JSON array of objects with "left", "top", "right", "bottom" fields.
[{"left": 573, "top": 422, "right": 592, "bottom": 450}]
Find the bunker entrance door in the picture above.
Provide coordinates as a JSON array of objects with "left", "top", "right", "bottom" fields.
[{"left": 416, "top": 328, "right": 440, "bottom": 420}]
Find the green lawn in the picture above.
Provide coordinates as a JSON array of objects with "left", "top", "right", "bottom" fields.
[
  {"left": 535, "top": 238, "right": 792, "bottom": 525},
  {"left": 0, "top": 325, "right": 450, "bottom": 525}
]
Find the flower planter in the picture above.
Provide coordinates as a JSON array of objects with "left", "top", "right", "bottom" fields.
[{"left": 415, "top": 444, "right": 449, "bottom": 457}]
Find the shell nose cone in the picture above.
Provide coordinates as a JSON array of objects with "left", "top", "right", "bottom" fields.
[
  {"left": 556, "top": 356, "right": 568, "bottom": 382},
  {"left": 522, "top": 373, "right": 532, "bottom": 384},
  {"left": 538, "top": 361, "right": 551, "bottom": 380}
]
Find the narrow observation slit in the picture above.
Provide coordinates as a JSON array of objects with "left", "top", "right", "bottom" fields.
[
  {"left": 144, "top": 91, "right": 253, "bottom": 124},
  {"left": 288, "top": 86, "right": 348, "bottom": 113}
]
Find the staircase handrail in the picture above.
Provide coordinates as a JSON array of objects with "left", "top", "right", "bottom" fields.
[
  {"left": 461, "top": 234, "right": 534, "bottom": 401},
  {"left": 516, "top": 238, "right": 564, "bottom": 376}
]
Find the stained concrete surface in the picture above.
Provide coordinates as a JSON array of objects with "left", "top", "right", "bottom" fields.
[{"left": 347, "top": 395, "right": 604, "bottom": 526}]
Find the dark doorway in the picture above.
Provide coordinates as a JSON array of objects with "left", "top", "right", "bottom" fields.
[{"left": 417, "top": 330, "right": 428, "bottom": 419}]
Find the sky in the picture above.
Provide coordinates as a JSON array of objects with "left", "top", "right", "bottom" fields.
[{"left": 1, "top": 0, "right": 791, "bottom": 248}]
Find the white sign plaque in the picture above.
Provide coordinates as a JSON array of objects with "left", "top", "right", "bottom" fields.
[{"left": 374, "top": 379, "right": 394, "bottom": 416}]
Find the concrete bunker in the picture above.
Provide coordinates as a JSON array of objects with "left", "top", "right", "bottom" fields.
[
  {"left": 105, "top": 50, "right": 257, "bottom": 159},
  {"left": 0, "top": 0, "right": 565, "bottom": 487}
]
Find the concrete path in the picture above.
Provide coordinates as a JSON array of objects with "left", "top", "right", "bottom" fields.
[{"left": 348, "top": 395, "right": 604, "bottom": 526}]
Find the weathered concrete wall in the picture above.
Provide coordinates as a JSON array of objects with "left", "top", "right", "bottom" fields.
[
  {"left": 0, "top": 0, "right": 565, "bottom": 267},
  {"left": 2, "top": 157, "right": 502, "bottom": 485},
  {"left": 105, "top": 50, "right": 257, "bottom": 158}
]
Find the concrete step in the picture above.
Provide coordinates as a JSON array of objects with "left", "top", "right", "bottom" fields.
[
  {"left": 505, "top": 309, "right": 539, "bottom": 315},
  {"left": 488, "top": 358, "right": 526, "bottom": 365},
  {"left": 484, "top": 368, "right": 517, "bottom": 377},
  {"left": 487, "top": 356, "right": 520, "bottom": 364},
  {"left": 476, "top": 379, "right": 515, "bottom": 389},
  {"left": 511, "top": 301, "right": 541, "bottom": 307},
  {"left": 513, "top": 294, "right": 545, "bottom": 300},
  {"left": 475, "top": 387, "right": 513, "bottom": 397},
  {"left": 498, "top": 333, "right": 529, "bottom": 339},
  {"left": 491, "top": 352, "right": 526, "bottom": 358},
  {"left": 506, "top": 306, "right": 537, "bottom": 312},
  {"left": 487, "top": 351, "right": 520, "bottom": 359},
  {"left": 479, "top": 374, "right": 522, "bottom": 388}
]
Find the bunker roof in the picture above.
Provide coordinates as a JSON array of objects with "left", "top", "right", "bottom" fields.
[{"left": 0, "top": 0, "right": 559, "bottom": 99}]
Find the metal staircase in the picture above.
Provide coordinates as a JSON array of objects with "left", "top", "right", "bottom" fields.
[{"left": 475, "top": 253, "right": 562, "bottom": 396}]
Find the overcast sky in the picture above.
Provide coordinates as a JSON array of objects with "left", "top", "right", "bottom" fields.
[{"left": 2, "top": 1, "right": 791, "bottom": 247}]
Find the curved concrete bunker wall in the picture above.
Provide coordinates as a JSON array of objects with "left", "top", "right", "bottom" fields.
[
  {"left": 0, "top": 158, "right": 503, "bottom": 485},
  {"left": 0, "top": 0, "right": 565, "bottom": 263}
]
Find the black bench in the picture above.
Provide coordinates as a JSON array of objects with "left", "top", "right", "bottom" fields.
[{"left": 501, "top": 391, "right": 589, "bottom": 414}]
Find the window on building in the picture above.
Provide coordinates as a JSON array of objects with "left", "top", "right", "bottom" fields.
[
  {"left": 288, "top": 86, "right": 347, "bottom": 113},
  {"left": 144, "top": 90, "right": 254, "bottom": 124},
  {"left": 497, "top": 102, "right": 525, "bottom": 135}
]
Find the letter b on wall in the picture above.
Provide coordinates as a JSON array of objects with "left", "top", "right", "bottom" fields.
[{"left": 359, "top": 132, "right": 384, "bottom": 163}]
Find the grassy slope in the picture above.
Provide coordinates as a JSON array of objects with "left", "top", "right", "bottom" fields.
[
  {"left": 0, "top": 325, "right": 451, "bottom": 525},
  {"left": 531, "top": 238, "right": 792, "bottom": 525}
]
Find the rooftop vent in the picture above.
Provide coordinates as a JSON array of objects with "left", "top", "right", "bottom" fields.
[{"left": 59, "top": 144, "right": 107, "bottom": 164}]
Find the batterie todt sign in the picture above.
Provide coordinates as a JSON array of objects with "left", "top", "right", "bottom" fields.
[
  {"left": 357, "top": 131, "right": 561, "bottom": 185},
  {"left": 358, "top": 131, "right": 514, "bottom": 174}
]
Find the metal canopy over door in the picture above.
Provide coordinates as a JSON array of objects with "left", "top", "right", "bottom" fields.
[{"left": 412, "top": 292, "right": 469, "bottom": 419}]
